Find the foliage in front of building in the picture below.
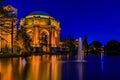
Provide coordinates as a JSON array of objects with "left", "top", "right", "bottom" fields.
[
  {"left": 61, "top": 35, "right": 77, "bottom": 55},
  {"left": 16, "top": 26, "right": 32, "bottom": 53},
  {"left": 0, "top": 46, "right": 11, "bottom": 54}
]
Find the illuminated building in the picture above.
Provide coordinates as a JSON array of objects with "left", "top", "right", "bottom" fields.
[
  {"left": 0, "top": 5, "right": 17, "bottom": 51},
  {"left": 20, "top": 11, "right": 61, "bottom": 52}
]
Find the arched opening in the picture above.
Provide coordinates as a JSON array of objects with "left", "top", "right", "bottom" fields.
[
  {"left": 40, "top": 32, "right": 48, "bottom": 46},
  {"left": 39, "top": 30, "right": 49, "bottom": 52}
]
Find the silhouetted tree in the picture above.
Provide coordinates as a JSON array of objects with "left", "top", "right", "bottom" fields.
[
  {"left": 89, "top": 41, "right": 102, "bottom": 56},
  {"left": 61, "top": 37, "right": 67, "bottom": 48},
  {"left": 0, "top": 0, "right": 9, "bottom": 17},
  {"left": 61, "top": 35, "right": 77, "bottom": 55},
  {"left": 105, "top": 40, "right": 120, "bottom": 56},
  {"left": 82, "top": 35, "right": 88, "bottom": 55},
  {"left": 61, "top": 37, "right": 69, "bottom": 53},
  {"left": 16, "top": 26, "right": 32, "bottom": 53},
  {"left": 67, "top": 35, "right": 76, "bottom": 52},
  {"left": 65, "top": 35, "right": 77, "bottom": 55},
  {"left": 0, "top": 0, "right": 3, "bottom": 9},
  {"left": 0, "top": 0, "right": 6, "bottom": 17}
]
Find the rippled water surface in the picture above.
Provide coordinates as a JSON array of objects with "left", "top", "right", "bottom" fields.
[{"left": 0, "top": 55, "right": 120, "bottom": 80}]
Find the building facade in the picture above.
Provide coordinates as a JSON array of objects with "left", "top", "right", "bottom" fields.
[
  {"left": 20, "top": 11, "right": 61, "bottom": 52},
  {"left": 0, "top": 5, "right": 17, "bottom": 52}
]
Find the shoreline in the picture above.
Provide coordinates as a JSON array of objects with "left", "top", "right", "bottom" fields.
[{"left": 0, "top": 52, "right": 72, "bottom": 58}]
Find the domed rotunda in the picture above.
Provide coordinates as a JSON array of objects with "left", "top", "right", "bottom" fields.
[{"left": 20, "top": 11, "right": 61, "bottom": 52}]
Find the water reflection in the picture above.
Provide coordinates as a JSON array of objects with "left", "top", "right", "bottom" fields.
[
  {"left": 78, "top": 63, "right": 83, "bottom": 80},
  {"left": 0, "top": 55, "right": 63, "bottom": 80},
  {"left": 0, "top": 58, "right": 23, "bottom": 80},
  {"left": 1, "top": 55, "right": 120, "bottom": 80}
]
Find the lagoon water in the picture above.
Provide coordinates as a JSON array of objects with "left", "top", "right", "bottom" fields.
[{"left": 0, "top": 55, "right": 120, "bottom": 80}]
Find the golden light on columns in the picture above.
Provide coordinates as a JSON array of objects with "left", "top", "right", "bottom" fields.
[
  {"left": 20, "top": 11, "right": 61, "bottom": 51},
  {"left": 0, "top": 5, "right": 17, "bottom": 53}
]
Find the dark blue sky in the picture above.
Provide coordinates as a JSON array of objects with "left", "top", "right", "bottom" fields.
[{"left": 9, "top": 0, "right": 120, "bottom": 45}]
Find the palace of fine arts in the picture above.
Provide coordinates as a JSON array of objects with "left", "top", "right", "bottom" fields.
[{"left": 1, "top": 0, "right": 120, "bottom": 80}]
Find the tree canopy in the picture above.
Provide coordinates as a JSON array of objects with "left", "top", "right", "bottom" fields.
[
  {"left": 105, "top": 40, "right": 120, "bottom": 56},
  {"left": 16, "top": 26, "right": 32, "bottom": 53}
]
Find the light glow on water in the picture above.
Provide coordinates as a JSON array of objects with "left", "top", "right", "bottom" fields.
[{"left": 0, "top": 55, "right": 120, "bottom": 80}]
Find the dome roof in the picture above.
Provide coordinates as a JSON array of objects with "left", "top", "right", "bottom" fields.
[
  {"left": 26, "top": 11, "right": 54, "bottom": 19},
  {"left": 29, "top": 11, "right": 50, "bottom": 16}
]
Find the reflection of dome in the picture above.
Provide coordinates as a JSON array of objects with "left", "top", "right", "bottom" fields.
[{"left": 29, "top": 11, "right": 50, "bottom": 16}]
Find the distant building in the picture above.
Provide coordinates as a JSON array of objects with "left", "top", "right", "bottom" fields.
[
  {"left": 20, "top": 11, "right": 61, "bottom": 52},
  {"left": 0, "top": 5, "right": 17, "bottom": 50}
]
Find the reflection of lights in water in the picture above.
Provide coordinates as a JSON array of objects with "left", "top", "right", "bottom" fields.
[
  {"left": 1, "top": 59, "right": 12, "bottom": 80},
  {"left": 100, "top": 47, "right": 104, "bottom": 72},
  {"left": 101, "top": 52, "right": 104, "bottom": 61},
  {"left": 0, "top": 60, "right": 1, "bottom": 72},
  {"left": 100, "top": 52, "right": 104, "bottom": 80},
  {"left": 101, "top": 52, "right": 104, "bottom": 72},
  {"left": 0, "top": 60, "right": 1, "bottom": 80},
  {"left": 101, "top": 61, "right": 104, "bottom": 73},
  {"left": 51, "top": 55, "right": 62, "bottom": 80},
  {"left": 22, "top": 58, "right": 26, "bottom": 68},
  {"left": 42, "top": 55, "right": 50, "bottom": 61},
  {"left": 78, "top": 63, "right": 83, "bottom": 80},
  {"left": 1, "top": 58, "right": 24, "bottom": 80},
  {"left": 57, "top": 55, "right": 62, "bottom": 60},
  {"left": 32, "top": 56, "right": 35, "bottom": 62},
  {"left": 26, "top": 55, "right": 41, "bottom": 80},
  {"left": 19, "top": 58, "right": 23, "bottom": 74},
  {"left": 0, "top": 72, "right": 2, "bottom": 80},
  {"left": 0, "top": 55, "right": 63, "bottom": 80},
  {"left": 67, "top": 54, "right": 69, "bottom": 59},
  {"left": 51, "top": 56, "right": 55, "bottom": 79},
  {"left": 51, "top": 55, "right": 57, "bottom": 63},
  {"left": 51, "top": 55, "right": 57, "bottom": 80}
]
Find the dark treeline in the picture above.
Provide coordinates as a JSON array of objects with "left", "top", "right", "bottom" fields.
[
  {"left": 88, "top": 40, "right": 120, "bottom": 56},
  {"left": 62, "top": 35, "right": 120, "bottom": 56},
  {"left": 61, "top": 34, "right": 77, "bottom": 56},
  {"left": 88, "top": 41, "right": 102, "bottom": 56},
  {"left": 104, "top": 40, "right": 120, "bottom": 56}
]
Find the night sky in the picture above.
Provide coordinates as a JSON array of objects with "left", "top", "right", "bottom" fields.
[{"left": 9, "top": 0, "right": 120, "bottom": 45}]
